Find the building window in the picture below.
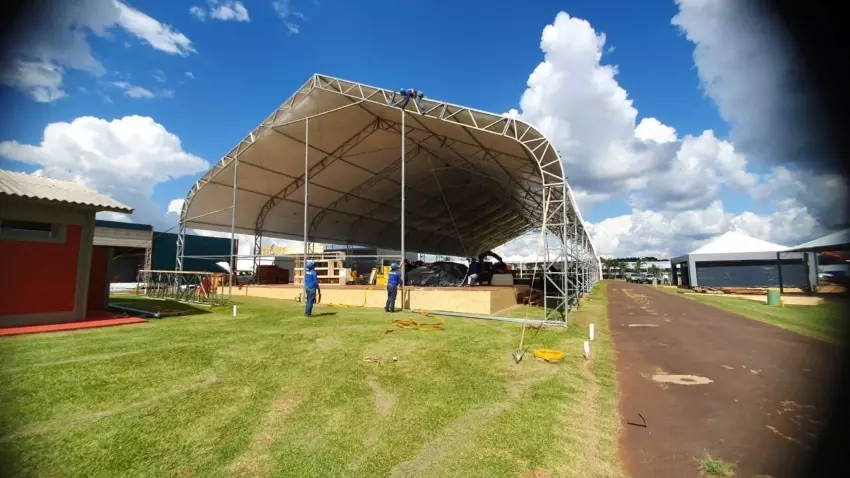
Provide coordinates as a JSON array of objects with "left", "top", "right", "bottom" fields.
[{"left": 0, "top": 219, "right": 66, "bottom": 242}]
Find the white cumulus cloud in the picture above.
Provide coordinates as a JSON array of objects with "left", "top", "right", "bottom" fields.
[
  {"left": 167, "top": 198, "right": 185, "bottom": 215},
  {"left": 498, "top": 10, "right": 838, "bottom": 259},
  {"left": 672, "top": 0, "right": 828, "bottom": 168},
  {"left": 0, "top": 0, "right": 195, "bottom": 102},
  {"left": 0, "top": 115, "right": 208, "bottom": 230}
]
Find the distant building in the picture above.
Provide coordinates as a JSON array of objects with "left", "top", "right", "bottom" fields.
[
  {"left": 670, "top": 231, "right": 816, "bottom": 289},
  {"left": 261, "top": 243, "right": 323, "bottom": 256}
]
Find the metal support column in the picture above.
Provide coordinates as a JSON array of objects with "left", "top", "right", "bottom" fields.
[
  {"left": 562, "top": 183, "right": 570, "bottom": 318},
  {"left": 303, "top": 118, "right": 310, "bottom": 278},
  {"left": 582, "top": 236, "right": 587, "bottom": 292},
  {"left": 574, "top": 222, "right": 579, "bottom": 297},
  {"left": 176, "top": 222, "right": 185, "bottom": 272},
  {"left": 561, "top": 218, "right": 569, "bottom": 319},
  {"left": 229, "top": 152, "right": 239, "bottom": 297},
  {"left": 253, "top": 234, "right": 261, "bottom": 278},
  {"left": 400, "top": 110, "right": 406, "bottom": 311}
]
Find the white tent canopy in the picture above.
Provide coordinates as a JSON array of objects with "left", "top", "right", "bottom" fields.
[
  {"left": 178, "top": 74, "right": 598, "bottom": 261},
  {"left": 688, "top": 231, "right": 788, "bottom": 255},
  {"left": 670, "top": 231, "right": 815, "bottom": 288},
  {"left": 175, "top": 74, "right": 602, "bottom": 317}
]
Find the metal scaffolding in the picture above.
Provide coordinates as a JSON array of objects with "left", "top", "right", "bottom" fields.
[{"left": 175, "top": 74, "right": 601, "bottom": 321}]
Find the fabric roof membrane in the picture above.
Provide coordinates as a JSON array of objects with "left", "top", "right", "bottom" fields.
[{"left": 181, "top": 74, "right": 597, "bottom": 259}]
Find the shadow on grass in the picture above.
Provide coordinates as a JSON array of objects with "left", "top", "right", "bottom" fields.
[
  {"left": 307, "top": 312, "right": 338, "bottom": 317},
  {"left": 108, "top": 296, "right": 212, "bottom": 318}
]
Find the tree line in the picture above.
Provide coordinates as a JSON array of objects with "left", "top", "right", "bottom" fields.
[{"left": 598, "top": 257, "right": 668, "bottom": 278}]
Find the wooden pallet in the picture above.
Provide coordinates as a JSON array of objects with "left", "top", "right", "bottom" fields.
[{"left": 294, "top": 253, "right": 348, "bottom": 285}]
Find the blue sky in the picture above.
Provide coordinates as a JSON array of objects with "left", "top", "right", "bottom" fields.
[{"left": 0, "top": 0, "right": 835, "bottom": 257}]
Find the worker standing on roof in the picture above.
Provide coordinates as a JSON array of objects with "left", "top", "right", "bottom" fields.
[
  {"left": 304, "top": 260, "right": 320, "bottom": 317},
  {"left": 385, "top": 262, "right": 401, "bottom": 313},
  {"left": 388, "top": 88, "right": 425, "bottom": 111}
]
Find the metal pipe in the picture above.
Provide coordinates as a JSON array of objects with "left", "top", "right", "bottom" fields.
[
  {"left": 400, "top": 109, "right": 406, "bottom": 310},
  {"left": 109, "top": 302, "right": 161, "bottom": 318},
  {"left": 542, "top": 186, "right": 548, "bottom": 320},
  {"left": 562, "top": 182, "right": 569, "bottom": 325},
  {"left": 229, "top": 153, "right": 239, "bottom": 297},
  {"left": 574, "top": 220, "right": 579, "bottom": 296},
  {"left": 303, "top": 117, "right": 309, "bottom": 274},
  {"left": 418, "top": 309, "right": 568, "bottom": 328}
]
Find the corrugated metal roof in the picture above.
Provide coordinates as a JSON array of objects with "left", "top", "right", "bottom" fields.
[
  {"left": 786, "top": 228, "right": 850, "bottom": 252},
  {"left": 0, "top": 170, "right": 133, "bottom": 213}
]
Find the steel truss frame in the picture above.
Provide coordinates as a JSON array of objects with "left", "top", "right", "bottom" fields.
[
  {"left": 138, "top": 270, "right": 228, "bottom": 307},
  {"left": 176, "top": 74, "right": 600, "bottom": 321}
]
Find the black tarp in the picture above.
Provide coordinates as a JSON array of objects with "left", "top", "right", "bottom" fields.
[
  {"left": 405, "top": 262, "right": 468, "bottom": 286},
  {"left": 695, "top": 260, "right": 808, "bottom": 288}
]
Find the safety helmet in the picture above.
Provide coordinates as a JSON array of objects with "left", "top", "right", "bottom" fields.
[
  {"left": 306, "top": 261, "right": 315, "bottom": 269},
  {"left": 390, "top": 263, "right": 398, "bottom": 270}
]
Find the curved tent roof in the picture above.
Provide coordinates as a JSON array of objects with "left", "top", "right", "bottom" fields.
[{"left": 180, "top": 74, "right": 597, "bottom": 259}]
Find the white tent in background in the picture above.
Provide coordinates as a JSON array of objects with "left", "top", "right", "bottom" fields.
[
  {"left": 689, "top": 231, "right": 788, "bottom": 255},
  {"left": 502, "top": 254, "right": 547, "bottom": 263},
  {"left": 670, "top": 231, "right": 816, "bottom": 289}
]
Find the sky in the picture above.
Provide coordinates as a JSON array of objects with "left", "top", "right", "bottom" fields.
[{"left": 0, "top": 0, "right": 845, "bottom": 260}]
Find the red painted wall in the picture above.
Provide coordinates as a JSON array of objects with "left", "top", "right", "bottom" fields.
[
  {"left": 87, "top": 246, "right": 110, "bottom": 311},
  {"left": 0, "top": 225, "right": 81, "bottom": 315}
]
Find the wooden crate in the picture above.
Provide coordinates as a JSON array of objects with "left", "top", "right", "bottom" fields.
[{"left": 294, "top": 253, "right": 347, "bottom": 285}]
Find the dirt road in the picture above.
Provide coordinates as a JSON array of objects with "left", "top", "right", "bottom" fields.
[{"left": 609, "top": 282, "right": 841, "bottom": 477}]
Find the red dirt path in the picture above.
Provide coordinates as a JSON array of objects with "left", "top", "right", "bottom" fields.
[{"left": 609, "top": 281, "right": 841, "bottom": 477}]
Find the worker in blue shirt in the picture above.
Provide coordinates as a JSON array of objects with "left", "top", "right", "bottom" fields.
[
  {"left": 468, "top": 259, "right": 479, "bottom": 286},
  {"left": 385, "top": 263, "right": 401, "bottom": 313},
  {"left": 304, "top": 260, "right": 320, "bottom": 317}
]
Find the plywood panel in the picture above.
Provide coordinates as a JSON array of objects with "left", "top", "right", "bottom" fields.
[
  {"left": 243, "top": 285, "right": 497, "bottom": 315},
  {"left": 490, "top": 288, "right": 520, "bottom": 315}
]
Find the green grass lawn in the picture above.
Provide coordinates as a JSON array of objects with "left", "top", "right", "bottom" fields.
[
  {"left": 0, "top": 284, "right": 621, "bottom": 478},
  {"left": 658, "top": 286, "right": 846, "bottom": 344}
]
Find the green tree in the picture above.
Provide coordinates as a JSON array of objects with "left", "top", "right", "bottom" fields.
[
  {"left": 634, "top": 258, "right": 644, "bottom": 274},
  {"left": 649, "top": 265, "right": 661, "bottom": 276}
]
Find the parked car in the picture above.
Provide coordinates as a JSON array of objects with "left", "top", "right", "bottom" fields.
[
  {"left": 235, "top": 271, "right": 255, "bottom": 285},
  {"left": 644, "top": 274, "right": 660, "bottom": 284},
  {"left": 625, "top": 273, "right": 641, "bottom": 283}
]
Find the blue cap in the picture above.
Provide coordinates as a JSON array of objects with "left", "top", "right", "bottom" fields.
[
  {"left": 306, "top": 261, "right": 315, "bottom": 269},
  {"left": 391, "top": 263, "right": 398, "bottom": 270}
]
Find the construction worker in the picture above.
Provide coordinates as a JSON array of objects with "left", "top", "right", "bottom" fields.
[
  {"left": 388, "top": 88, "right": 425, "bottom": 111},
  {"left": 304, "top": 260, "right": 320, "bottom": 317},
  {"left": 468, "top": 258, "right": 479, "bottom": 286},
  {"left": 385, "top": 262, "right": 401, "bottom": 312}
]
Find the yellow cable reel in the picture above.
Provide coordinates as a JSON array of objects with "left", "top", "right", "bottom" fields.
[{"left": 532, "top": 349, "right": 565, "bottom": 362}]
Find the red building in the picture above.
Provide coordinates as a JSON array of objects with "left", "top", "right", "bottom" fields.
[{"left": 0, "top": 170, "right": 134, "bottom": 327}]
